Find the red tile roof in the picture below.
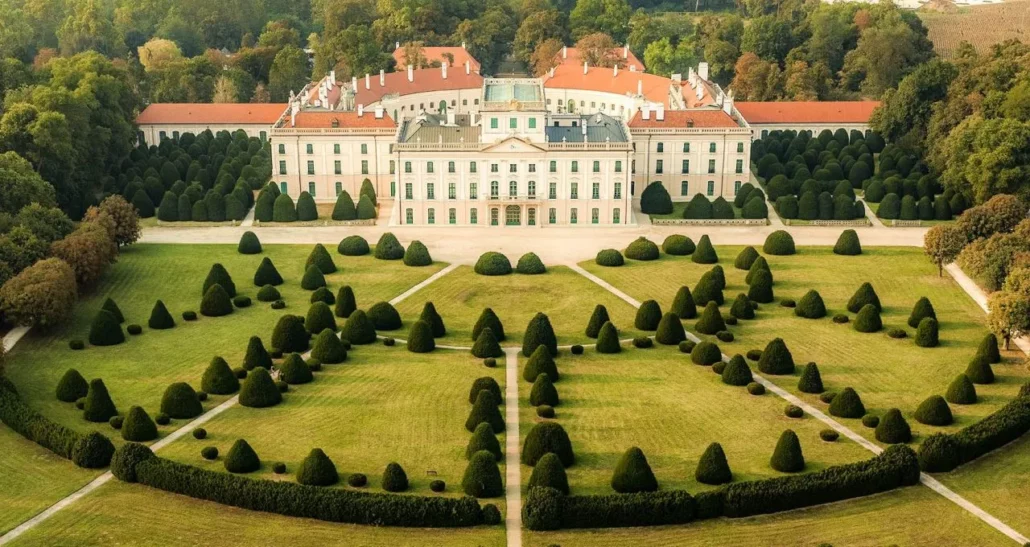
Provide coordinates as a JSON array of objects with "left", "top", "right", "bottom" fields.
[
  {"left": 392, "top": 46, "right": 481, "bottom": 73},
  {"left": 735, "top": 101, "right": 880, "bottom": 125},
  {"left": 354, "top": 67, "right": 484, "bottom": 106},
  {"left": 137, "top": 103, "right": 287, "bottom": 125},
  {"left": 558, "top": 47, "right": 645, "bottom": 72},
  {"left": 290, "top": 111, "right": 396, "bottom": 129},
  {"left": 627, "top": 109, "right": 740, "bottom": 129},
  {"left": 543, "top": 64, "right": 680, "bottom": 105}
]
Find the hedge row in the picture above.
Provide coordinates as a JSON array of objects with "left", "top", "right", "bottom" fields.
[
  {"left": 111, "top": 444, "right": 484, "bottom": 527},
  {"left": 917, "top": 392, "right": 1030, "bottom": 472}
]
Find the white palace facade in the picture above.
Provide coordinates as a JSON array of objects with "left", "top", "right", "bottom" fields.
[{"left": 137, "top": 46, "right": 877, "bottom": 227}]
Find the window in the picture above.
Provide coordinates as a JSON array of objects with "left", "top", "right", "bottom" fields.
[
  {"left": 463, "top": 99, "right": 468, "bottom": 106},
  {"left": 306, "top": 144, "right": 313, "bottom": 154},
  {"left": 448, "top": 161, "right": 455, "bottom": 173},
  {"left": 426, "top": 183, "right": 435, "bottom": 200},
  {"left": 737, "top": 142, "right": 744, "bottom": 153},
  {"left": 528, "top": 164, "right": 536, "bottom": 173},
  {"left": 657, "top": 142, "right": 664, "bottom": 153},
  {"left": 709, "top": 142, "right": 716, "bottom": 153},
  {"left": 735, "top": 159, "right": 744, "bottom": 174},
  {"left": 470, "top": 182, "right": 478, "bottom": 199},
  {"left": 593, "top": 161, "right": 600, "bottom": 173},
  {"left": 404, "top": 161, "right": 412, "bottom": 173},
  {"left": 260, "top": 131, "right": 267, "bottom": 141},
  {"left": 549, "top": 182, "right": 557, "bottom": 199},
  {"left": 278, "top": 161, "right": 287, "bottom": 175},
  {"left": 159, "top": 131, "right": 167, "bottom": 140},
  {"left": 707, "top": 181, "right": 715, "bottom": 196},
  {"left": 491, "top": 163, "right": 499, "bottom": 173},
  {"left": 335, "top": 182, "right": 342, "bottom": 196},
  {"left": 570, "top": 183, "right": 579, "bottom": 199},
  {"left": 280, "top": 181, "right": 288, "bottom": 194},
  {"left": 615, "top": 160, "right": 622, "bottom": 173},
  {"left": 708, "top": 159, "right": 716, "bottom": 174},
  {"left": 682, "top": 142, "right": 690, "bottom": 153},
  {"left": 308, "top": 182, "right": 316, "bottom": 196},
  {"left": 490, "top": 181, "right": 499, "bottom": 198},
  {"left": 404, "top": 183, "right": 413, "bottom": 199},
  {"left": 470, "top": 208, "right": 478, "bottom": 224},
  {"left": 334, "top": 144, "right": 341, "bottom": 154},
  {"left": 571, "top": 161, "right": 579, "bottom": 173},
  {"left": 614, "top": 183, "right": 622, "bottom": 199},
  {"left": 549, "top": 161, "right": 557, "bottom": 173},
  {"left": 734, "top": 180, "right": 742, "bottom": 194},
  {"left": 390, "top": 160, "right": 395, "bottom": 174},
  {"left": 490, "top": 118, "right": 498, "bottom": 129},
  {"left": 570, "top": 208, "right": 578, "bottom": 224},
  {"left": 390, "top": 181, "right": 396, "bottom": 197},
  {"left": 528, "top": 208, "right": 536, "bottom": 226},
  {"left": 278, "top": 143, "right": 285, "bottom": 154},
  {"left": 334, "top": 160, "right": 341, "bottom": 175},
  {"left": 682, "top": 159, "right": 689, "bottom": 174},
  {"left": 405, "top": 208, "right": 413, "bottom": 224},
  {"left": 592, "top": 182, "right": 600, "bottom": 199},
  {"left": 529, "top": 118, "right": 536, "bottom": 129},
  {"left": 509, "top": 181, "right": 517, "bottom": 197},
  {"left": 548, "top": 208, "right": 556, "bottom": 224},
  {"left": 681, "top": 181, "right": 688, "bottom": 196},
  {"left": 470, "top": 162, "right": 477, "bottom": 173},
  {"left": 426, "top": 162, "right": 434, "bottom": 173},
  {"left": 509, "top": 164, "right": 517, "bottom": 173},
  {"left": 307, "top": 161, "right": 315, "bottom": 175},
  {"left": 172, "top": 131, "right": 179, "bottom": 140},
  {"left": 613, "top": 208, "right": 620, "bottom": 223},
  {"left": 427, "top": 209, "right": 435, "bottom": 224},
  {"left": 449, "top": 208, "right": 456, "bottom": 224},
  {"left": 490, "top": 208, "right": 498, "bottom": 225},
  {"left": 591, "top": 208, "right": 599, "bottom": 224},
  {"left": 509, "top": 118, "right": 517, "bottom": 129},
  {"left": 631, "top": 160, "right": 636, "bottom": 174},
  {"left": 528, "top": 181, "right": 536, "bottom": 198},
  {"left": 361, "top": 160, "right": 368, "bottom": 175},
  {"left": 655, "top": 159, "right": 663, "bottom": 174}
]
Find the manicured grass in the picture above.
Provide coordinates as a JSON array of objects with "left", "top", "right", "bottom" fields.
[
  {"left": 0, "top": 425, "right": 99, "bottom": 534},
  {"left": 393, "top": 265, "right": 642, "bottom": 347},
  {"left": 6, "top": 480, "right": 504, "bottom": 547},
  {"left": 649, "top": 201, "right": 744, "bottom": 220},
  {"left": 580, "top": 246, "right": 1030, "bottom": 445},
  {"left": 864, "top": 201, "right": 954, "bottom": 227},
  {"left": 158, "top": 345, "right": 504, "bottom": 497},
  {"left": 2, "top": 244, "right": 443, "bottom": 441},
  {"left": 519, "top": 345, "right": 871, "bottom": 497}
]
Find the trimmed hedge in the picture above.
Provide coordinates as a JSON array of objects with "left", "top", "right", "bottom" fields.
[
  {"left": 244, "top": 336, "right": 273, "bottom": 370},
  {"left": 148, "top": 300, "right": 176, "bottom": 330},
  {"left": 403, "top": 240, "right": 433, "bottom": 267},
  {"left": 662, "top": 235, "right": 695, "bottom": 256},
  {"left": 472, "top": 308, "right": 505, "bottom": 342},
  {"left": 695, "top": 302, "right": 726, "bottom": 335},
  {"left": 474, "top": 252, "right": 512, "bottom": 276},
  {"left": 794, "top": 290, "right": 826, "bottom": 319},
  {"left": 239, "top": 368, "right": 282, "bottom": 408},
  {"left": 56, "top": 369, "right": 89, "bottom": 402},
  {"left": 916, "top": 394, "right": 1030, "bottom": 472},
  {"left": 301, "top": 265, "right": 326, "bottom": 291},
  {"left": 201, "top": 357, "right": 240, "bottom": 395},
  {"left": 338, "top": 235, "right": 370, "bottom": 256},
  {"left": 763, "top": 231, "right": 795, "bottom": 256},
  {"left": 467, "top": 422, "right": 502, "bottom": 461},
  {"left": 829, "top": 387, "right": 866, "bottom": 418},
  {"left": 238, "top": 231, "right": 262, "bottom": 254},
  {"left": 671, "top": 287, "right": 697, "bottom": 319},
  {"left": 200, "top": 284, "right": 234, "bottom": 317},
  {"left": 516, "top": 253, "right": 546, "bottom": 274},
  {"left": 625, "top": 237, "right": 660, "bottom": 261},
  {"left": 595, "top": 322, "right": 621, "bottom": 354},
  {"left": 758, "top": 338, "right": 794, "bottom": 375},
  {"left": 833, "top": 229, "right": 862, "bottom": 255},
  {"left": 853, "top": 304, "right": 882, "bottom": 333},
  {"left": 797, "top": 363, "right": 824, "bottom": 394},
  {"left": 523, "top": 487, "right": 697, "bottom": 531},
  {"left": 297, "top": 448, "right": 339, "bottom": 486},
  {"left": 692, "top": 235, "right": 718, "bottom": 264},
  {"left": 523, "top": 312, "right": 558, "bottom": 357},
  {"left": 160, "top": 382, "right": 202, "bottom": 419},
  {"left": 466, "top": 390, "right": 505, "bottom": 433},
  {"left": 471, "top": 328, "right": 503, "bottom": 358},
  {"left": 522, "top": 422, "right": 574, "bottom": 467},
  {"left": 946, "top": 374, "right": 977, "bottom": 405},
  {"left": 528, "top": 453, "right": 569, "bottom": 494},
  {"left": 914, "top": 395, "right": 953, "bottom": 426},
  {"left": 691, "top": 340, "right": 722, "bottom": 366},
  {"left": 721, "top": 355, "right": 753, "bottom": 386},
  {"left": 272, "top": 315, "right": 309, "bottom": 353},
  {"left": 462, "top": 450, "right": 504, "bottom": 498},
  {"left": 89, "top": 309, "right": 125, "bottom": 347},
  {"left": 908, "top": 297, "right": 937, "bottom": 329},
  {"left": 611, "top": 447, "right": 658, "bottom": 493},
  {"left": 595, "top": 249, "right": 625, "bottom": 267},
  {"left": 847, "top": 282, "right": 881, "bottom": 313},
  {"left": 407, "top": 320, "right": 435, "bottom": 353},
  {"left": 770, "top": 429, "right": 805, "bottom": 472}
]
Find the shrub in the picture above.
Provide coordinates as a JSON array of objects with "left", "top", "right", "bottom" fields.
[
  {"left": 193, "top": 428, "right": 207, "bottom": 440},
  {"left": 585, "top": 305, "right": 610, "bottom": 338},
  {"left": 847, "top": 282, "right": 881, "bottom": 313},
  {"left": 356, "top": 194, "right": 376, "bottom": 219},
  {"left": 692, "top": 235, "right": 718, "bottom": 264},
  {"left": 233, "top": 296, "right": 251, "bottom": 308},
  {"left": 340, "top": 309, "right": 379, "bottom": 345},
  {"left": 69, "top": 340, "right": 85, "bottom": 350},
  {"left": 915, "top": 395, "right": 954, "bottom": 426},
  {"left": 523, "top": 345, "right": 559, "bottom": 382},
  {"left": 474, "top": 252, "right": 512, "bottom": 275},
  {"left": 466, "top": 389, "right": 505, "bottom": 433},
  {"left": 251, "top": 260, "right": 283, "bottom": 290},
  {"left": 745, "top": 256, "right": 771, "bottom": 285},
  {"left": 382, "top": 462, "right": 408, "bottom": 492},
  {"left": 654, "top": 313, "right": 686, "bottom": 345},
  {"left": 611, "top": 447, "right": 658, "bottom": 493},
  {"left": 716, "top": 330, "right": 734, "bottom": 342},
  {"left": 200, "top": 284, "right": 234, "bottom": 317},
  {"left": 239, "top": 368, "right": 282, "bottom": 408},
  {"left": 280, "top": 353, "right": 314, "bottom": 385},
  {"left": 876, "top": 408, "right": 912, "bottom": 444},
  {"left": 305, "top": 302, "right": 337, "bottom": 334},
  {"left": 272, "top": 315, "right": 309, "bottom": 353},
  {"left": 83, "top": 379, "right": 118, "bottom": 422},
  {"left": 201, "top": 446, "right": 218, "bottom": 460},
  {"left": 238, "top": 231, "right": 261, "bottom": 254},
  {"left": 310, "top": 287, "right": 335, "bottom": 306},
  {"left": 820, "top": 392, "right": 837, "bottom": 404},
  {"left": 662, "top": 235, "right": 695, "bottom": 256},
  {"left": 680, "top": 340, "right": 696, "bottom": 353},
  {"left": 311, "top": 330, "right": 347, "bottom": 364},
  {"left": 747, "top": 269, "right": 774, "bottom": 304},
  {"left": 467, "top": 421, "right": 502, "bottom": 460},
  {"left": 794, "top": 290, "right": 827, "bottom": 319},
  {"left": 746, "top": 349, "right": 762, "bottom": 361},
  {"left": 594, "top": 321, "right": 621, "bottom": 354},
  {"left": 747, "top": 382, "right": 766, "bottom": 395},
  {"left": 183, "top": 311, "right": 198, "bottom": 321},
  {"left": 914, "top": 318, "right": 939, "bottom": 348},
  {"left": 722, "top": 355, "right": 753, "bottom": 386},
  {"left": 306, "top": 244, "right": 337, "bottom": 275},
  {"left": 527, "top": 313, "right": 560, "bottom": 360},
  {"left": 758, "top": 338, "right": 794, "bottom": 375},
  {"left": 625, "top": 237, "right": 660, "bottom": 261},
  {"left": 300, "top": 265, "right": 326, "bottom": 291},
  {"left": 471, "top": 327, "right": 503, "bottom": 358},
  {"left": 56, "top": 369, "right": 89, "bottom": 403},
  {"left": 908, "top": 297, "right": 937, "bottom": 329},
  {"left": 89, "top": 309, "right": 125, "bottom": 346},
  {"left": 853, "top": 304, "right": 882, "bottom": 333},
  {"left": 225, "top": 439, "right": 260, "bottom": 473},
  {"left": 670, "top": 287, "right": 697, "bottom": 319},
  {"left": 160, "top": 382, "right": 202, "bottom": 419},
  {"left": 693, "top": 271, "right": 724, "bottom": 307},
  {"left": 155, "top": 413, "right": 170, "bottom": 425},
  {"left": 273, "top": 462, "right": 287, "bottom": 474},
  {"left": 729, "top": 293, "right": 754, "bottom": 320},
  {"left": 148, "top": 300, "right": 175, "bottom": 329},
  {"left": 522, "top": 422, "right": 574, "bottom": 466},
  {"left": 780, "top": 298, "right": 796, "bottom": 308},
  {"left": 820, "top": 429, "right": 839, "bottom": 442},
  {"left": 640, "top": 181, "right": 673, "bottom": 214},
  {"left": 405, "top": 320, "right": 435, "bottom": 353},
  {"left": 833, "top": 229, "right": 862, "bottom": 256},
  {"left": 201, "top": 357, "right": 240, "bottom": 395},
  {"left": 403, "top": 240, "right": 433, "bottom": 267},
  {"left": 829, "top": 387, "right": 865, "bottom": 418},
  {"left": 946, "top": 374, "right": 977, "bottom": 405},
  {"left": 633, "top": 337, "right": 653, "bottom": 348},
  {"left": 472, "top": 308, "right": 506, "bottom": 342},
  {"left": 296, "top": 192, "right": 318, "bottom": 221},
  {"left": 833, "top": 314, "right": 849, "bottom": 324},
  {"left": 338, "top": 236, "right": 370, "bottom": 256},
  {"left": 0, "top": 258, "right": 74, "bottom": 328},
  {"left": 462, "top": 450, "right": 504, "bottom": 498},
  {"left": 595, "top": 249, "right": 624, "bottom": 266},
  {"left": 764, "top": 230, "right": 796, "bottom": 256},
  {"left": 296, "top": 448, "right": 339, "bottom": 486},
  {"left": 797, "top": 363, "right": 824, "bottom": 394},
  {"left": 333, "top": 285, "right": 357, "bottom": 318},
  {"left": 272, "top": 194, "right": 297, "bottom": 222},
  {"left": 537, "top": 405, "right": 556, "bottom": 418},
  {"left": 277, "top": 380, "right": 288, "bottom": 392},
  {"left": 742, "top": 196, "right": 769, "bottom": 219},
  {"left": 785, "top": 405, "right": 804, "bottom": 418},
  {"left": 529, "top": 453, "right": 569, "bottom": 494},
  {"left": 347, "top": 473, "right": 367, "bottom": 487},
  {"left": 332, "top": 191, "right": 357, "bottom": 221},
  {"left": 695, "top": 302, "right": 726, "bottom": 335},
  {"left": 734, "top": 246, "right": 759, "bottom": 270},
  {"left": 484, "top": 358, "right": 497, "bottom": 368},
  {"left": 976, "top": 333, "right": 1002, "bottom": 364},
  {"left": 691, "top": 340, "right": 722, "bottom": 366},
  {"left": 243, "top": 336, "right": 272, "bottom": 370},
  {"left": 770, "top": 430, "right": 805, "bottom": 472},
  {"left": 426, "top": 479, "right": 445, "bottom": 493},
  {"left": 530, "top": 374, "right": 560, "bottom": 407},
  {"left": 516, "top": 252, "right": 546, "bottom": 274},
  {"left": 917, "top": 395, "right": 1030, "bottom": 472},
  {"left": 203, "top": 263, "right": 237, "bottom": 297},
  {"left": 122, "top": 406, "right": 158, "bottom": 442}
]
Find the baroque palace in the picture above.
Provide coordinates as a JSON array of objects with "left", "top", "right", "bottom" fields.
[{"left": 135, "top": 45, "right": 877, "bottom": 227}]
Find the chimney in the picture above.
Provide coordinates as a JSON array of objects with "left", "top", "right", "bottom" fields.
[
  {"left": 698, "top": 62, "right": 709, "bottom": 81},
  {"left": 357, "top": 104, "right": 364, "bottom": 117},
  {"left": 290, "top": 101, "right": 299, "bottom": 127},
  {"left": 642, "top": 106, "right": 650, "bottom": 120},
  {"left": 562, "top": 46, "right": 567, "bottom": 59},
  {"left": 613, "top": 64, "right": 618, "bottom": 77},
  {"left": 375, "top": 105, "right": 384, "bottom": 119},
  {"left": 623, "top": 45, "right": 629, "bottom": 58},
  {"left": 407, "top": 65, "right": 414, "bottom": 82},
  {"left": 442, "top": 61, "right": 448, "bottom": 79},
  {"left": 465, "top": 60, "right": 470, "bottom": 75},
  {"left": 688, "top": 67, "right": 696, "bottom": 87},
  {"left": 656, "top": 105, "right": 665, "bottom": 121},
  {"left": 380, "top": 69, "right": 385, "bottom": 86},
  {"left": 549, "top": 67, "right": 555, "bottom": 78},
  {"left": 637, "top": 80, "right": 643, "bottom": 96},
  {"left": 723, "top": 91, "right": 734, "bottom": 116},
  {"left": 447, "top": 110, "right": 455, "bottom": 125},
  {"left": 365, "top": 73, "right": 370, "bottom": 89},
  {"left": 461, "top": 41, "right": 466, "bottom": 49},
  {"left": 395, "top": 41, "right": 400, "bottom": 50},
  {"left": 351, "top": 76, "right": 357, "bottom": 90},
  {"left": 671, "top": 73, "right": 682, "bottom": 82},
  {"left": 583, "top": 61, "right": 588, "bottom": 75}
]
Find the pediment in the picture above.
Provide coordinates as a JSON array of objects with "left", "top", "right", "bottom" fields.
[{"left": 482, "top": 137, "right": 547, "bottom": 153}]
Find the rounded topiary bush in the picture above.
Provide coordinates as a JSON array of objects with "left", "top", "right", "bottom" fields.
[
  {"left": 270, "top": 301, "right": 286, "bottom": 310},
  {"left": 121, "top": 405, "right": 158, "bottom": 442},
  {"left": 201, "top": 446, "right": 218, "bottom": 460},
  {"left": 482, "top": 504, "right": 502, "bottom": 525},
  {"left": 875, "top": 408, "right": 912, "bottom": 444},
  {"left": 716, "top": 330, "right": 734, "bottom": 342},
  {"left": 224, "top": 439, "right": 260, "bottom": 473},
  {"left": 272, "top": 314, "right": 309, "bottom": 353},
  {"left": 155, "top": 413, "right": 170, "bottom": 425},
  {"left": 401, "top": 240, "right": 432, "bottom": 267},
  {"left": 734, "top": 246, "right": 760, "bottom": 271},
  {"left": 833, "top": 314, "right": 849, "bottom": 324},
  {"left": 722, "top": 355, "right": 753, "bottom": 386},
  {"left": 304, "top": 301, "right": 337, "bottom": 334},
  {"left": 537, "top": 405, "right": 556, "bottom": 418},
  {"left": 946, "top": 374, "right": 977, "bottom": 405},
  {"left": 202, "top": 264, "right": 236, "bottom": 297},
  {"left": 338, "top": 235, "right": 370, "bottom": 256},
  {"left": 201, "top": 356, "right": 240, "bottom": 395},
  {"left": 238, "top": 231, "right": 262, "bottom": 254},
  {"left": 56, "top": 369, "right": 89, "bottom": 403},
  {"left": 695, "top": 301, "right": 726, "bottom": 335},
  {"left": 770, "top": 429, "right": 805, "bottom": 473},
  {"left": 785, "top": 404, "right": 804, "bottom": 418},
  {"left": 611, "top": 446, "right": 658, "bottom": 493},
  {"left": 69, "top": 339, "right": 85, "bottom": 350},
  {"left": 730, "top": 293, "right": 755, "bottom": 320},
  {"left": 763, "top": 230, "right": 796, "bottom": 255},
  {"left": 914, "top": 317, "right": 939, "bottom": 348},
  {"left": 335, "top": 286, "right": 357, "bottom": 318},
  {"left": 820, "top": 429, "right": 839, "bottom": 442},
  {"left": 467, "top": 422, "right": 502, "bottom": 461},
  {"left": 148, "top": 300, "right": 176, "bottom": 330},
  {"left": 691, "top": 340, "right": 722, "bottom": 366},
  {"left": 833, "top": 229, "right": 862, "bottom": 255},
  {"left": 780, "top": 298, "right": 796, "bottom": 308},
  {"left": 908, "top": 297, "right": 937, "bottom": 329},
  {"left": 347, "top": 473, "right": 367, "bottom": 487},
  {"left": 530, "top": 373, "right": 560, "bottom": 407},
  {"left": 797, "top": 363, "right": 824, "bottom": 394},
  {"left": 847, "top": 282, "right": 881, "bottom": 313},
  {"left": 522, "top": 422, "right": 574, "bottom": 466},
  {"left": 311, "top": 330, "right": 347, "bottom": 364},
  {"left": 430, "top": 479, "right": 446, "bottom": 492},
  {"left": 310, "top": 287, "right": 335, "bottom": 305},
  {"left": 976, "top": 333, "right": 1002, "bottom": 364},
  {"left": 820, "top": 391, "right": 837, "bottom": 404},
  {"left": 662, "top": 235, "right": 695, "bottom": 256},
  {"left": 193, "top": 428, "right": 207, "bottom": 440},
  {"left": 69, "top": 431, "right": 115, "bottom": 469},
  {"left": 365, "top": 301, "right": 402, "bottom": 331},
  {"left": 745, "top": 256, "right": 771, "bottom": 285},
  {"left": 914, "top": 395, "right": 954, "bottom": 426},
  {"left": 692, "top": 235, "right": 718, "bottom": 264},
  {"left": 300, "top": 265, "right": 326, "bottom": 291},
  {"left": 693, "top": 271, "right": 724, "bottom": 307},
  {"left": 528, "top": 452, "right": 569, "bottom": 494},
  {"left": 273, "top": 462, "right": 287, "bottom": 474},
  {"left": 516, "top": 252, "right": 546, "bottom": 274},
  {"left": 748, "top": 382, "right": 766, "bottom": 395},
  {"left": 523, "top": 312, "right": 558, "bottom": 358},
  {"left": 828, "top": 387, "right": 865, "bottom": 418},
  {"left": 679, "top": 340, "right": 696, "bottom": 353},
  {"left": 795, "top": 290, "right": 827, "bottom": 319},
  {"left": 243, "top": 336, "right": 272, "bottom": 371},
  {"left": 374, "top": 233, "right": 405, "bottom": 260},
  {"left": 382, "top": 462, "right": 408, "bottom": 492},
  {"left": 89, "top": 309, "right": 125, "bottom": 347},
  {"left": 200, "top": 284, "right": 234, "bottom": 317},
  {"left": 746, "top": 349, "right": 762, "bottom": 361},
  {"left": 296, "top": 448, "right": 339, "bottom": 486},
  {"left": 474, "top": 252, "right": 513, "bottom": 276},
  {"left": 625, "top": 237, "right": 660, "bottom": 261},
  {"left": 853, "top": 304, "right": 882, "bottom": 333},
  {"left": 965, "top": 355, "right": 995, "bottom": 384},
  {"left": 462, "top": 450, "right": 504, "bottom": 498},
  {"left": 473, "top": 308, "right": 505, "bottom": 342},
  {"left": 585, "top": 304, "right": 610, "bottom": 338},
  {"left": 466, "top": 389, "right": 505, "bottom": 433},
  {"left": 595, "top": 249, "right": 625, "bottom": 267},
  {"left": 758, "top": 338, "right": 794, "bottom": 375},
  {"left": 279, "top": 353, "right": 314, "bottom": 385},
  {"left": 100, "top": 297, "right": 125, "bottom": 323},
  {"left": 239, "top": 368, "right": 282, "bottom": 408},
  {"left": 862, "top": 414, "right": 880, "bottom": 428},
  {"left": 160, "top": 382, "right": 202, "bottom": 419},
  {"left": 633, "top": 337, "right": 653, "bottom": 348}
]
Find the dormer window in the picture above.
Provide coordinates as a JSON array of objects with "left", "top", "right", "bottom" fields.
[{"left": 331, "top": 118, "right": 339, "bottom": 128}]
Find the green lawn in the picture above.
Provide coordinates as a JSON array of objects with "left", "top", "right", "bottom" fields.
[
  {"left": 649, "top": 201, "right": 744, "bottom": 221},
  {"left": 393, "top": 265, "right": 643, "bottom": 347},
  {"left": 864, "top": 200, "right": 955, "bottom": 227}
]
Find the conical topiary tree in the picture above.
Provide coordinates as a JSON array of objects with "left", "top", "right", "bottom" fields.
[
  {"left": 709, "top": 265, "right": 726, "bottom": 291},
  {"left": 523, "top": 345, "right": 559, "bottom": 383},
  {"left": 693, "top": 271, "right": 724, "bottom": 307},
  {"left": 101, "top": 297, "right": 125, "bottom": 323},
  {"left": 332, "top": 191, "right": 357, "bottom": 221},
  {"left": 721, "top": 355, "right": 753, "bottom": 386},
  {"left": 797, "top": 363, "right": 824, "bottom": 393},
  {"left": 243, "top": 336, "right": 272, "bottom": 370},
  {"left": 473, "top": 308, "right": 505, "bottom": 341},
  {"left": 272, "top": 193, "right": 297, "bottom": 222},
  {"left": 382, "top": 462, "right": 408, "bottom": 492},
  {"left": 121, "top": 405, "right": 158, "bottom": 442},
  {"left": 279, "top": 353, "right": 314, "bottom": 384},
  {"left": 254, "top": 257, "right": 283, "bottom": 286},
  {"left": 466, "top": 389, "right": 505, "bottom": 433},
  {"left": 522, "top": 422, "right": 574, "bottom": 466},
  {"left": 611, "top": 446, "right": 658, "bottom": 493},
  {"left": 523, "top": 312, "right": 557, "bottom": 357},
  {"left": 160, "top": 382, "right": 202, "bottom": 419},
  {"left": 469, "top": 377, "right": 502, "bottom": 405},
  {"left": 200, "top": 284, "right": 234, "bottom": 317},
  {"left": 148, "top": 300, "right": 175, "bottom": 330},
  {"left": 83, "top": 379, "right": 118, "bottom": 422},
  {"left": 945, "top": 374, "right": 977, "bottom": 405},
  {"left": 403, "top": 240, "right": 433, "bottom": 267},
  {"left": 201, "top": 356, "right": 240, "bottom": 395},
  {"left": 595, "top": 321, "right": 621, "bottom": 354},
  {"left": 847, "top": 282, "right": 881, "bottom": 313},
  {"left": 296, "top": 192, "right": 318, "bottom": 221},
  {"left": 203, "top": 264, "right": 236, "bottom": 297},
  {"left": 341, "top": 310, "right": 377, "bottom": 345},
  {"left": 357, "top": 195, "right": 377, "bottom": 220},
  {"left": 238, "top": 231, "right": 262, "bottom": 254},
  {"left": 747, "top": 268, "right": 774, "bottom": 304},
  {"left": 730, "top": 293, "right": 754, "bottom": 320},
  {"left": 56, "top": 369, "right": 89, "bottom": 402},
  {"left": 305, "top": 301, "right": 337, "bottom": 334},
  {"left": 795, "top": 290, "right": 827, "bottom": 319},
  {"left": 828, "top": 387, "right": 865, "bottom": 418},
  {"left": 745, "top": 256, "right": 771, "bottom": 285},
  {"left": 530, "top": 373, "right": 559, "bottom": 406},
  {"left": 272, "top": 314, "right": 310, "bottom": 353},
  {"left": 655, "top": 312, "right": 686, "bottom": 345},
  {"left": 311, "top": 330, "right": 347, "bottom": 364},
  {"left": 301, "top": 265, "right": 326, "bottom": 290},
  {"left": 419, "top": 302, "right": 446, "bottom": 338},
  {"left": 671, "top": 287, "right": 697, "bottom": 319},
  {"left": 239, "top": 367, "right": 282, "bottom": 408},
  {"left": 297, "top": 448, "right": 339, "bottom": 486},
  {"left": 462, "top": 450, "right": 504, "bottom": 498},
  {"left": 770, "top": 429, "right": 805, "bottom": 473},
  {"left": 695, "top": 442, "right": 732, "bottom": 485},
  {"left": 310, "top": 287, "right": 335, "bottom": 305},
  {"left": 833, "top": 229, "right": 862, "bottom": 255},
  {"left": 374, "top": 232, "right": 405, "bottom": 260},
  {"left": 225, "top": 439, "right": 260, "bottom": 473},
  {"left": 466, "top": 422, "right": 502, "bottom": 460},
  {"left": 875, "top": 408, "right": 912, "bottom": 444},
  {"left": 335, "top": 286, "right": 357, "bottom": 318},
  {"left": 908, "top": 297, "right": 936, "bottom": 329},
  {"left": 692, "top": 340, "right": 722, "bottom": 366},
  {"left": 976, "top": 333, "right": 1002, "bottom": 364},
  {"left": 695, "top": 301, "right": 726, "bottom": 335},
  {"left": 692, "top": 234, "right": 718, "bottom": 264},
  {"left": 758, "top": 338, "right": 794, "bottom": 375},
  {"left": 734, "top": 246, "right": 759, "bottom": 270},
  {"left": 915, "top": 317, "right": 939, "bottom": 348},
  {"left": 89, "top": 309, "right": 125, "bottom": 346},
  {"left": 853, "top": 304, "right": 882, "bottom": 333},
  {"left": 914, "top": 395, "right": 953, "bottom": 426},
  {"left": 585, "top": 304, "right": 610, "bottom": 338},
  {"left": 634, "top": 300, "right": 662, "bottom": 330},
  {"left": 471, "top": 327, "right": 503, "bottom": 358},
  {"left": 407, "top": 320, "right": 435, "bottom": 353},
  {"left": 528, "top": 452, "right": 568, "bottom": 494}
]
